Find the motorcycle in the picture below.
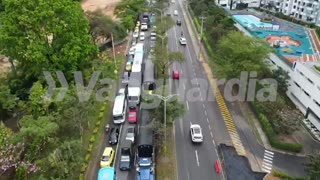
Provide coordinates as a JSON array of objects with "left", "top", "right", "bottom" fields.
[{"left": 105, "top": 124, "right": 110, "bottom": 133}]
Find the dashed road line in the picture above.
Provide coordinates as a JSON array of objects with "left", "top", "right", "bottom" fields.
[
  {"left": 206, "top": 118, "right": 209, "bottom": 123},
  {"left": 208, "top": 124, "right": 211, "bottom": 130},
  {"left": 262, "top": 150, "right": 274, "bottom": 173},
  {"left": 198, "top": 49, "right": 246, "bottom": 156},
  {"left": 202, "top": 104, "right": 205, "bottom": 109},
  {"left": 204, "top": 110, "right": 207, "bottom": 116},
  {"left": 210, "top": 132, "right": 213, "bottom": 138},
  {"left": 195, "top": 150, "right": 200, "bottom": 166},
  {"left": 186, "top": 101, "right": 189, "bottom": 110}
]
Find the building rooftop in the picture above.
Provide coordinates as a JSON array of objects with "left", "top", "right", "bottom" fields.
[{"left": 303, "top": 61, "right": 320, "bottom": 78}]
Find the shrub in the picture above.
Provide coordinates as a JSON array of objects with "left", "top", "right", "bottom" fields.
[
  {"left": 93, "top": 127, "right": 99, "bottom": 134},
  {"left": 89, "top": 136, "right": 95, "bottom": 143},
  {"left": 99, "top": 112, "right": 104, "bottom": 118},
  {"left": 95, "top": 121, "right": 101, "bottom": 126},
  {"left": 100, "top": 106, "right": 105, "bottom": 112},
  {"left": 80, "top": 163, "right": 87, "bottom": 173},
  {"left": 85, "top": 153, "right": 91, "bottom": 162},
  {"left": 88, "top": 144, "right": 93, "bottom": 152},
  {"left": 79, "top": 173, "right": 84, "bottom": 180},
  {"left": 258, "top": 113, "right": 303, "bottom": 153},
  {"left": 315, "top": 65, "right": 320, "bottom": 72},
  {"left": 272, "top": 170, "right": 305, "bottom": 180}
]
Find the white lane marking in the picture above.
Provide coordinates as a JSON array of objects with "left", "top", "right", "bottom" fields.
[
  {"left": 113, "top": 124, "right": 123, "bottom": 168},
  {"left": 183, "top": 83, "right": 186, "bottom": 90},
  {"left": 212, "top": 139, "right": 216, "bottom": 146},
  {"left": 265, "top": 150, "right": 274, "bottom": 155},
  {"left": 204, "top": 110, "right": 207, "bottom": 116},
  {"left": 206, "top": 118, "right": 209, "bottom": 123},
  {"left": 181, "top": 69, "right": 183, "bottom": 74},
  {"left": 208, "top": 124, "right": 211, "bottom": 130},
  {"left": 195, "top": 150, "right": 200, "bottom": 167},
  {"left": 190, "top": 121, "right": 192, "bottom": 126},
  {"left": 193, "top": 71, "right": 196, "bottom": 77},
  {"left": 186, "top": 101, "right": 189, "bottom": 110},
  {"left": 195, "top": 78, "right": 199, "bottom": 85},
  {"left": 210, "top": 131, "right": 213, "bottom": 138},
  {"left": 202, "top": 104, "right": 205, "bottom": 109},
  {"left": 262, "top": 150, "right": 274, "bottom": 173}
]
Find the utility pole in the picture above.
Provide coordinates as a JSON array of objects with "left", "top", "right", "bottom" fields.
[{"left": 198, "top": 16, "right": 206, "bottom": 60}]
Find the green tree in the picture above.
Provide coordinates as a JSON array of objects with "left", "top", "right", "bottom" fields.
[
  {"left": 272, "top": 67, "right": 290, "bottom": 94},
  {"left": 0, "top": 83, "right": 18, "bottom": 119},
  {"left": 0, "top": 0, "right": 97, "bottom": 80},
  {"left": 213, "top": 31, "right": 271, "bottom": 79},
  {"left": 16, "top": 115, "right": 59, "bottom": 161},
  {"left": 38, "top": 140, "right": 83, "bottom": 178},
  {"left": 153, "top": 46, "right": 185, "bottom": 77},
  {"left": 115, "top": 0, "right": 145, "bottom": 30},
  {"left": 307, "top": 153, "right": 320, "bottom": 180},
  {"left": 28, "top": 81, "right": 50, "bottom": 117},
  {"left": 86, "top": 10, "right": 127, "bottom": 43}
]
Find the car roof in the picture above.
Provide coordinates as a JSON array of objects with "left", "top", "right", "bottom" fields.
[
  {"left": 173, "top": 70, "right": 179, "bottom": 74},
  {"left": 103, "top": 147, "right": 113, "bottom": 155},
  {"left": 127, "top": 127, "right": 135, "bottom": 133}
]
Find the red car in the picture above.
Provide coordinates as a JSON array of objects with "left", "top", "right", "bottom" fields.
[
  {"left": 128, "top": 107, "right": 137, "bottom": 123},
  {"left": 172, "top": 70, "right": 180, "bottom": 79}
]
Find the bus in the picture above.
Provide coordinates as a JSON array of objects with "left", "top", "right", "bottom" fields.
[
  {"left": 143, "top": 59, "right": 156, "bottom": 94},
  {"left": 98, "top": 167, "right": 116, "bottom": 180},
  {"left": 133, "top": 53, "right": 144, "bottom": 66},
  {"left": 112, "top": 93, "right": 127, "bottom": 124},
  {"left": 135, "top": 43, "right": 144, "bottom": 55}
]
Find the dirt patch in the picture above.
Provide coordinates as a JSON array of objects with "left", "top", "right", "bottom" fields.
[
  {"left": 104, "top": 40, "right": 128, "bottom": 57},
  {"left": 81, "top": 0, "right": 120, "bottom": 20},
  {"left": 0, "top": 56, "right": 11, "bottom": 77},
  {"left": 277, "top": 134, "right": 298, "bottom": 144}
]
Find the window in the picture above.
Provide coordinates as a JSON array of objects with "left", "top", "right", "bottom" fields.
[
  {"left": 301, "top": 8, "right": 304, "bottom": 12},
  {"left": 303, "top": 2, "right": 305, "bottom": 6},
  {"left": 307, "top": 78, "right": 314, "bottom": 84},
  {"left": 300, "top": 71, "right": 304, "bottom": 76},
  {"left": 285, "top": 3, "right": 288, "bottom": 7},
  {"left": 303, "top": 90, "right": 310, "bottom": 97},
  {"left": 293, "top": 5, "right": 296, "bottom": 9},
  {"left": 294, "top": 81, "right": 301, "bottom": 88},
  {"left": 314, "top": 100, "right": 320, "bottom": 107}
]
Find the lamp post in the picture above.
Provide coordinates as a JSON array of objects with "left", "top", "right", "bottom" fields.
[
  {"left": 157, "top": 34, "right": 167, "bottom": 49},
  {"left": 150, "top": 93, "right": 178, "bottom": 153},
  {"left": 154, "top": 8, "right": 165, "bottom": 23}
]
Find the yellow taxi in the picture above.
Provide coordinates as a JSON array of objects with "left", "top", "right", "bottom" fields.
[
  {"left": 100, "top": 147, "right": 115, "bottom": 168},
  {"left": 136, "top": 21, "right": 140, "bottom": 27}
]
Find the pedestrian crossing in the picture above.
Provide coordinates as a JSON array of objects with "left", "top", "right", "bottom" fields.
[{"left": 262, "top": 150, "right": 274, "bottom": 173}]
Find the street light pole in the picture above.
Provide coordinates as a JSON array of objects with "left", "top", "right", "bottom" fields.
[
  {"left": 154, "top": 8, "right": 165, "bottom": 23},
  {"left": 150, "top": 93, "right": 178, "bottom": 154},
  {"left": 157, "top": 34, "right": 167, "bottom": 49}
]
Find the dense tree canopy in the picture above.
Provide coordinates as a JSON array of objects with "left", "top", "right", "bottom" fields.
[
  {"left": 115, "top": 0, "right": 146, "bottom": 30},
  {"left": 0, "top": 0, "right": 97, "bottom": 80},
  {"left": 212, "top": 31, "right": 271, "bottom": 79}
]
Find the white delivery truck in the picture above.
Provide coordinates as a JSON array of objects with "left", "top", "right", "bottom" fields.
[{"left": 128, "top": 72, "right": 142, "bottom": 107}]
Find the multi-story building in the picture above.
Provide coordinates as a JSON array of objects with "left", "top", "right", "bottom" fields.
[
  {"left": 288, "top": 61, "right": 320, "bottom": 136},
  {"left": 217, "top": 0, "right": 261, "bottom": 8},
  {"left": 265, "top": 0, "right": 320, "bottom": 26}
]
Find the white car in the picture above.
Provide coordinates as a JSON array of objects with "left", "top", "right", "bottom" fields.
[
  {"left": 171, "top": 0, "right": 175, "bottom": 3},
  {"left": 174, "top": 10, "right": 178, "bottom": 16},
  {"left": 125, "top": 127, "right": 135, "bottom": 143},
  {"left": 179, "top": 37, "right": 187, "bottom": 45},
  {"left": 139, "top": 32, "right": 145, "bottom": 41},
  {"left": 150, "top": 32, "right": 156, "bottom": 41},
  {"left": 141, "top": 23, "right": 148, "bottom": 31},
  {"left": 190, "top": 124, "right": 203, "bottom": 143},
  {"left": 133, "top": 31, "right": 139, "bottom": 38},
  {"left": 129, "top": 47, "right": 135, "bottom": 55}
]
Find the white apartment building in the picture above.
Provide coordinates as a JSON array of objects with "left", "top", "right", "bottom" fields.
[
  {"left": 218, "top": 0, "right": 261, "bottom": 8},
  {"left": 265, "top": 0, "right": 320, "bottom": 26},
  {"left": 288, "top": 61, "right": 320, "bottom": 137}
]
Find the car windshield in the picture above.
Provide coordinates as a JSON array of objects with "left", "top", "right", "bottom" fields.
[
  {"left": 129, "top": 96, "right": 139, "bottom": 101},
  {"left": 102, "top": 155, "right": 110, "bottom": 161},
  {"left": 129, "top": 113, "right": 136, "bottom": 118},
  {"left": 113, "top": 115, "right": 123, "bottom": 120},
  {"left": 194, "top": 128, "right": 201, "bottom": 134},
  {"left": 121, "top": 156, "right": 130, "bottom": 162}
]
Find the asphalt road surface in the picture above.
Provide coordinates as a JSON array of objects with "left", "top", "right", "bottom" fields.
[{"left": 167, "top": 0, "right": 232, "bottom": 180}]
